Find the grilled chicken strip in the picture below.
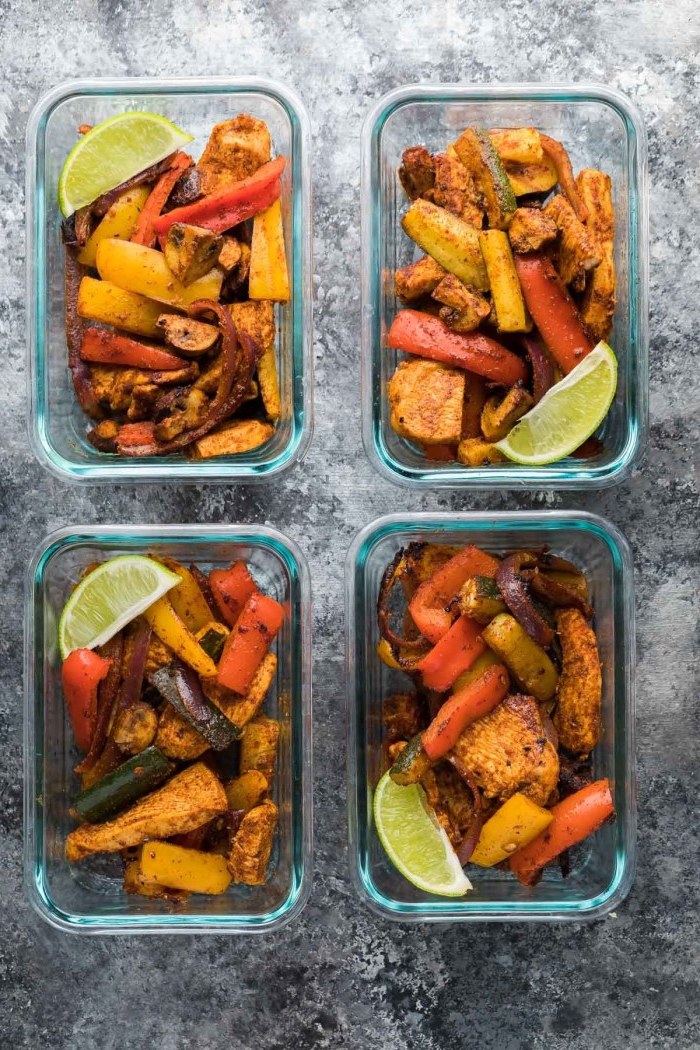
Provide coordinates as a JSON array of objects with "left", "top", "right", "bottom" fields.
[
  {"left": 451, "top": 693, "right": 559, "bottom": 806},
  {"left": 65, "top": 763, "right": 227, "bottom": 862}
]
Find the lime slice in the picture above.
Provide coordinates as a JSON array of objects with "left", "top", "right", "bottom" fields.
[
  {"left": 373, "top": 771, "right": 472, "bottom": 897},
  {"left": 58, "top": 555, "right": 180, "bottom": 658},
  {"left": 58, "top": 112, "right": 194, "bottom": 216},
  {"left": 496, "top": 341, "right": 618, "bottom": 466}
]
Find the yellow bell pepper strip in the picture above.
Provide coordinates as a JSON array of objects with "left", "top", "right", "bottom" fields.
[
  {"left": 158, "top": 558, "right": 214, "bottom": 633},
  {"left": 143, "top": 596, "right": 218, "bottom": 678},
  {"left": 421, "top": 663, "right": 510, "bottom": 760},
  {"left": 152, "top": 156, "right": 286, "bottom": 236},
  {"left": 249, "top": 198, "right": 290, "bottom": 301},
  {"left": 77, "top": 185, "right": 150, "bottom": 268},
  {"left": 95, "top": 238, "right": 223, "bottom": 308},
  {"left": 139, "top": 841, "right": 232, "bottom": 895},
  {"left": 77, "top": 276, "right": 163, "bottom": 337},
  {"left": 469, "top": 792, "right": 554, "bottom": 867}
]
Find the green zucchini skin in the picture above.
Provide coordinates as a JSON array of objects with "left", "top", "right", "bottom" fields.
[
  {"left": 473, "top": 125, "right": 517, "bottom": 225},
  {"left": 198, "top": 624, "right": 228, "bottom": 662},
  {"left": 459, "top": 574, "right": 507, "bottom": 624},
  {"left": 73, "top": 746, "right": 174, "bottom": 823},
  {"left": 151, "top": 661, "right": 240, "bottom": 750},
  {"left": 390, "top": 732, "right": 432, "bottom": 786}
]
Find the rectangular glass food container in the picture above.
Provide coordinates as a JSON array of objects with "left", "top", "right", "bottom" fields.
[
  {"left": 346, "top": 511, "right": 635, "bottom": 921},
  {"left": 26, "top": 77, "right": 313, "bottom": 483},
  {"left": 25, "top": 524, "right": 312, "bottom": 934},
  {"left": 361, "top": 83, "right": 648, "bottom": 489}
]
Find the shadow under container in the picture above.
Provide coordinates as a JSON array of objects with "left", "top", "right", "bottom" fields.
[
  {"left": 346, "top": 512, "right": 635, "bottom": 921},
  {"left": 361, "top": 83, "right": 648, "bottom": 488},
  {"left": 27, "top": 77, "right": 313, "bottom": 482},
  {"left": 25, "top": 525, "right": 312, "bottom": 933}
]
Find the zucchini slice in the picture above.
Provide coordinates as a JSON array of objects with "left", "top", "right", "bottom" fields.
[
  {"left": 389, "top": 732, "right": 432, "bottom": 786},
  {"left": 452, "top": 126, "right": 516, "bottom": 230},
  {"left": 151, "top": 662, "right": 240, "bottom": 751},
  {"left": 478, "top": 229, "right": 530, "bottom": 333},
  {"left": 458, "top": 575, "right": 507, "bottom": 624},
  {"left": 73, "top": 746, "right": 174, "bottom": 823},
  {"left": 401, "top": 199, "right": 489, "bottom": 291},
  {"left": 195, "top": 620, "right": 229, "bottom": 662}
]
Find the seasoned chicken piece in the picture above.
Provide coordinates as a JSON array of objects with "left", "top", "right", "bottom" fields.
[
  {"left": 432, "top": 149, "right": 483, "bottom": 228},
  {"left": 145, "top": 635, "right": 174, "bottom": 679},
  {"left": 507, "top": 207, "right": 558, "bottom": 254},
  {"left": 395, "top": 255, "right": 447, "bottom": 302},
  {"left": 196, "top": 114, "right": 271, "bottom": 196},
  {"left": 203, "top": 652, "right": 277, "bottom": 727},
  {"left": 155, "top": 704, "right": 209, "bottom": 761},
  {"left": 383, "top": 692, "right": 426, "bottom": 743},
  {"left": 65, "top": 763, "right": 227, "bottom": 862},
  {"left": 227, "top": 799, "right": 278, "bottom": 884},
  {"left": 389, "top": 359, "right": 465, "bottom": 445},
  {"left": 576, "top": 169, "right": 616, "bottom": 340},
  {"left": 451, "top": 693, "right": 560, "bottom": 806},
  {"left": 457, "top": 437, "right": 507, "bottom": 466},
  {"left": 188, "top": 418, "right": 275, "bottom": 459},
  {"left": 422, "top": 762, "right": 477, "bottom": 849},
  {"left": 553, "top": 608, "right": 602, "bottom": 756},
  {"left": 239, "top": 717, "right": 280, "bottom": 781},
  {"left": 544, "top": 194, "right": 601, "bottom": 288},
  {"left": 431, "top": 274, "right": 491, "bottom": 332},
  {"left": 126, "top": 382, "right": 159, "bottom": 421},
  {"left": 398, "top": 146, "right": 435, "bottom": 200},
  {"left": 90, "top": 364, "right": 198, "bottom": 415},
  {"left": 228, "top": 300, "right": 276, "bottom": 359}
]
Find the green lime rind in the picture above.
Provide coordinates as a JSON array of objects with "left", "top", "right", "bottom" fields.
[
  {"left": 496, "top": 341, "right": 618, "bottom": 467},
  {"left": 58, "top": 555, "right": 180, "bottom": 658},
  {"left": 373, "top": 771, "right": 472, "bottom": 898},
  {"left": 58, "top": 111, "right": 194, "bottom": 216}
]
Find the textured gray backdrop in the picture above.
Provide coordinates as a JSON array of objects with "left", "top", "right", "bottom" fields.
[{"left": 2, "top": 0, "right": 699, "bottom": 1047}]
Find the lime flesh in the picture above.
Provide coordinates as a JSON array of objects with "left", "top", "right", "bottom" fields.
[
  {"left": 496, "top": 341, "right": 618, "bottom": 466},
  {"left": 58, "top": 111, "right": 193, "bottom": 216},
  {"left": 58, "top": 555, "right": 180, "bottom": 658},
  {"left": 373, "top": 771, "right": 472, "bottom": 897}
]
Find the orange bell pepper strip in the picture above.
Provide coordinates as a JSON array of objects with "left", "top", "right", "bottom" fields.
[
  {"left": 61, "top": 648, "right": 113, "bottom": 752},
  {"left": 387, "top": 309, "right": 528, "bottom": 387},
  {"left": 217, "top": 593, "right": 284, "bottom": 695},
  {"left": 416, "top": 614, "right": 487, "bottom": 692},
  {"left": 153, "top": 156, "right": 286, "bottom": 236},
  {"left": 408, "top": 545, "right": 500, "bottom": 643},
  {"left": 513, "top": 254, "right": 595, "bottom": 375},
  {"left": 509, "top": 779, "right": 614, "bottom": 885},
  {"left": 80, "top": 327, "right": 186, "bottom": 371},
  {"left": 422, "top": 663, "right": 510, "bottom": 760},
  {"left": 131, "top": 152, "right": 193, "bottom": 248},
  {"left": 209, "top": 562, "right": 259, "bottom": 628}
]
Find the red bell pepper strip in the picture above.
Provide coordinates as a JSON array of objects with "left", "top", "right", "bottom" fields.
[
  {"left": 131, "top": 152, "right": 193, "bottom": 247},
  {"left": 510, "top": 778, "right": 614, "bottom": 885},
  {"left": 153, "top": 156, "right": 286, "bottom": 236},
  {"left": 61, "top": 648, "right": 113, "bottom": 753},
  {"left": 80, "top": 327, "right": 186, "bottom": 371},
  {"left": 409, "top": 545, "right": 500, "bottom": 644},
  {"left": 514, "top": 254, "right": 595, "bottom": 375},
  {"left": 387, "top": 309, "right": 528, "bottom": 387},
  {"left": 217, "top": 592, "right": 284, "bottom": 695},
  {"left": 421, "top": 443, "right": 457, "bottom": 462},
  {"left": 416, "top": 615, "right": 487, "bottom": 692},
  {"left": 422, "top": 663, "right": 510, "bottom": 760},
  {"left": 115, "top": 420, "right": 157, "bottom": 455},
  {"left": 209, "top": 562, "right": 259, "bottom": 628}
]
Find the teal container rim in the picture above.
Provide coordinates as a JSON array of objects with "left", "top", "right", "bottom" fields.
[
  {"left": 24, "top": 524, "right": 313, "bottom": 933},
  {"left": 345, "top": 510, "right": 636, "bottom": 922},
  {"left": 360, "top": 82, "right": 649, "bottom": 490},
  {"left": 26, "top": 77, "right": 314, "bottom": 483}
]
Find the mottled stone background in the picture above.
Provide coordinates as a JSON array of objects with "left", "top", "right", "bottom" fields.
[{"left": 1, "top": 0, "right": 698, "bottom": 1046}]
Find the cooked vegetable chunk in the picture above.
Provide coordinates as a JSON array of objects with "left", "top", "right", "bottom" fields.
[
  {"left": 249, "top": 199, "right": 290, "bottom": 302},
  {"left": 188, "top": 418, "right": 275, "bottom": 459},
  {"left": 401, "top": 199, "right": 489, "bottom": 290},
  {"left": 482, "top": 613, "right": 559, "bottom": 703},
  {"left": 478, "top": 229, "right": 530, "bottom": 332},
  {"left": 457, "top": 437, "right": 507, "bottom": 466},
  {"left": 469, "top": 792, "right": 553, "bottom": 866},
  {"left": 78, "top": 186, "right": 150, "bottom": 268},
  {"left": 96, "top": 238, "right": 223, "bottom": 308},
  {"left": 504, "top": 157, "right": 558, "bottom": 197},
  {"left": 196, "top": 114, "right": 272, "bottom": 195},
  {"left": 155, "top": 704, "right": 209, "bottom": 761},
  {"left": 388, "top": 359, "right": 465, "bottom": 445},
  {"left": 451, "top": 693, "right": 559, "bottom": 806},
  {"left": 553, "top": 608, "right": 602, "bottom": 755},
  {"left": 65, "top": 762, "right": 227, "bottom": 862},
  {"left": 451, "top": 126, "right": 516, "bottom": 229},
  {"left": 163, "top": 223, "right": 223, "bottom": 286},
  {"left": 77, "top": 277, "right": 163, "bottom": 337},
  {"left": 395, "top": 255, "right": 447, "bottom": 302},
  {"left": 489, "top": 128, "right": 543, "bottom": 166},
  {"left": 140, "top": 841, "right": 232, "bottom": 895},
  {"left": 239, "top": 717, "right": 280, "bottom": 781},
  {"left": 204, "top": 652, "right": 277, "bottom": 728},
  {"left": 229, "top": 299, "right": 276, "bottom": 359},
  {"left": 480, "top": 385, "right": 534, "bottom": 442},
  {"left": 256, "top": 344, "right": 281, "bottom": 422},
  {"left": 227, "top": 800, "right": 278, "bottom": 885},
  {"left": 113, "top": 702, "right": 158, "bottom": 755},
  {"left": 225, "top": 770, "right": 269, "bottom": 813},
  {"left": 507, "top": 207, "right": 558, "bottom": 254}
]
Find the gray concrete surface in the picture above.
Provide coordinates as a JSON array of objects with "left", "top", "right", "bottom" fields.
[{"left": 1, "top": 0, "right": 699, "bottom": 1046}]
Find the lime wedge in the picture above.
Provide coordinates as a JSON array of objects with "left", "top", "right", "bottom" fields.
[
  {"left": 373, "top": 771, "right": 472, "bottom": 897},
  {"left": 58, "top": 112, "right": 193, "bottom": 216},
  {"left": 496, "top": 341, "right": 618, "bottom": 466},
  {"left": 58, "top": 555, "right": 180, "bottom": 658}
]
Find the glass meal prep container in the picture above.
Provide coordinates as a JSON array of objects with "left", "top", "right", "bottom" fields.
[
  {"left": 346, "top": 511, "right": 635, "bottom": 922},
  {"left": 26, "top": 77, "right": 313, "bottom": 482},
  {"left": 360, "top": 83, "right": 648, "bottom": 489},
  {"left": 25, "top": 525, "right": 312, "bottom": 933}
]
